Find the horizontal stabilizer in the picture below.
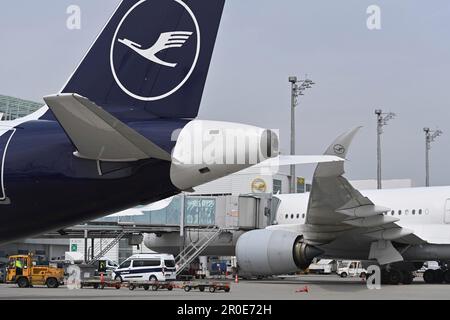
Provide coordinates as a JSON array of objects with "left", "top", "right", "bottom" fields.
[
  {"left": 44, "top": 94, "right": 172, "bottom": 162},
  {"left": 255, "top": 155, "right": 344, "bottom": 168}
]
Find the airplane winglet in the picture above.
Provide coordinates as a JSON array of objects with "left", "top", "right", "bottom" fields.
[
  {"left": 314, "top": 127, "right": 362, "bottom": 178},
  {"left": 44, "top": 94, "right": 172, "bottom": 162}
]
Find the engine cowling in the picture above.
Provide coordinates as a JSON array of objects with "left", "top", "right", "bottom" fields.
[
  {"left": 170, "top": 120, "right": 279, "bottom": 191},
  {"left": 235, "top": 229, "right": 323, "bottom": 276}
]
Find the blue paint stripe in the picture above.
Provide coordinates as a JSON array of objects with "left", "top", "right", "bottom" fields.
[{"left": 115, "top": 267, "right": 176, "bottom": 275}]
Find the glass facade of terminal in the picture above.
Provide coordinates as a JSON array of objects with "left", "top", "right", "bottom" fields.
[
  {"left": 0, "top": 94, "right": 43, "bottom": 120},
  {"left": 98, "top": 196, "right": 217, "bottom": 226}
]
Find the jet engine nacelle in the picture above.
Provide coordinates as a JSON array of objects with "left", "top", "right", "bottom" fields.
[
  {"left": 235, "top": 229, "right": 323, "bottom": 276},
  {"left": 170, "top": 120, "right": 279, "bottom": 191}
]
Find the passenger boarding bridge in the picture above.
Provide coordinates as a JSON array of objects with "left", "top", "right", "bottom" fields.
[{"left": 39, "top": 193, "right": 278, "bottom": 268}]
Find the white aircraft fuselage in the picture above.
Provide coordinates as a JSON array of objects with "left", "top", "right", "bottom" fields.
[{"left": 272, "top": 186, "right": 450, "bottom": 260}]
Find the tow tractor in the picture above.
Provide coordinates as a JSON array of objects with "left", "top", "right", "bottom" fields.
[{"left": 6, "top": 253, "right": 64, "bottom": 288}]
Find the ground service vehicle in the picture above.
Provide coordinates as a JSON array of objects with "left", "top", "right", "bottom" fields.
[
  {"left": 337, "top": 261, "right": 367, "bottom": 278},
  {"left": 112, "top": 254, "right": 176, "bottom": 282},
  {"left": 6, "top": 254, "right": 64, "bottom": 288},
  {"left": 308, "top": 259, "right": 336, "bottom": 274}
]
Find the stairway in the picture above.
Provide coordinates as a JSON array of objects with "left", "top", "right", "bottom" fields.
[
  {"left": 87, "top": 231, "right": 127, "bottom": 265},
  {"left": 175, "top": 226, "right": 224, "bottom": 276}
]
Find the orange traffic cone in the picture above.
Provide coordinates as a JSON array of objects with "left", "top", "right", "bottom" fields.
[{"left": 295, "top": 286, "right": 309, "bottom": 293}]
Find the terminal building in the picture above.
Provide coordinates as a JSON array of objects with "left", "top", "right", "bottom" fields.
[
  {"left": 66, "top": 168, "right": 297, "bottom": 266},
  {"left": 0, "top": 94, "right": 43, "bottom": 121},
  {"left": 66, "top": 169, "right": 412, "bottom": 269}
]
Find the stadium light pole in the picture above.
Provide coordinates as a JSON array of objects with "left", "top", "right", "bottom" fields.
[
  {"left": 289, "top": 76, "right": 315, "bottom": 194},
  {"left": 424, "top": 128, "right": 443, "bottom": 187},
  {"left": 375, "top": 109, "right": 396, "bottom": 190}
]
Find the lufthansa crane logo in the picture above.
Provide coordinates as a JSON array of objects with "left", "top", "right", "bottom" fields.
[
  {"left": 110, "top": 0, "right": 201, "bottom": 102},
  {"left": 118, "top": 32, "right": 193, "bottom": 68},
  {"left": 333, "top": 144, "right": 346, "bottom": 155},
  {"left": 251, "top": 178, "right": 267, "bottom": 193}
]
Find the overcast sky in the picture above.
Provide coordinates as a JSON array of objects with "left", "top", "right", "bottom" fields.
[{"left": 1, "top": 1, "right": 450, "bottom": 187}]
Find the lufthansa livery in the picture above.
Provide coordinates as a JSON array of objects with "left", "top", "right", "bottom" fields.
[
  {"left": 0, "top": 0, "right": 340, "bottom": 244},
  {"left": 0, "top": 0, "right": 227, "bottom": 244},
  {"left": 237, "top": 128, "right": 450, "bottom": 285}
]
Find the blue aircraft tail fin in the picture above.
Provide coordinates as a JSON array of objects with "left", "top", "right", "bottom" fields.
[{"left": 49, "top": 0, "right": 224, "bottom": 121}]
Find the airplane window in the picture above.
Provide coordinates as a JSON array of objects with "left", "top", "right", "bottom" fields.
[
  {"left": 398, "top": 210, "right": 402, "bottom": 215},
  {"left": 291, "top": 214, "right": 294, "bottom": 219},
  {"left": 419, "top": 209, "right": 422, "bottom": 215},
  {"left": 296, "top": 214, "right": 300, "bottom": 219},
  {"left": 412, "top": 210, "right": 416, "bottom": 215},
  {"left": 405, "top": 209, "right": 409, "bottom": 215},
  {"left": 285, "top": 214, "right": 288, "bottom": 219},
  {"left": 391, "top": 210, "right": 394, "bottom": 216},
  {"left": 302, "top": 214, "right": 305, "bottom": 219},
  {"left": 425, "top": 209, "right": 429, "bottom": 215}
]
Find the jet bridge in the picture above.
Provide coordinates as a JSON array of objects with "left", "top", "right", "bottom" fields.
[
  {"left": 38, "top": 194, "right": 280, "bottom": 263},
  {"left": 142, "top": 194, "right": 279, "bottom": 257},
  {"left": 237, "top": 193, "right": 279, "bottom": 230}
]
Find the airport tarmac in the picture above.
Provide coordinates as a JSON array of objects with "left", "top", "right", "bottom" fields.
[{"left": 0, "top": 275, "right": 449, "bottom": 300}]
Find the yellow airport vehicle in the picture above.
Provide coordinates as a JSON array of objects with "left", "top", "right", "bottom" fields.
[{"left": 6, "top": 254, "right": 64, "bottom": 288}]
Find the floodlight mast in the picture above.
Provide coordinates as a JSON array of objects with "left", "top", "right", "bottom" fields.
[
  {"left": 424, "top": 127, "right": 443, "bottom": 187},
  {"left": 289, "top": 76, "right": 315, "bottom": 193},
  {"left": 375, "top": 109, "right": 396, "bottom": 189}
]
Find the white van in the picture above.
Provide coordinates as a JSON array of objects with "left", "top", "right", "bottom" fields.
[
  {"left": 308, "top": 259, "right": 336, "bottom": 274},
  {"left": 112, "top": 254, "right": 176, "bottom": 282}
]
